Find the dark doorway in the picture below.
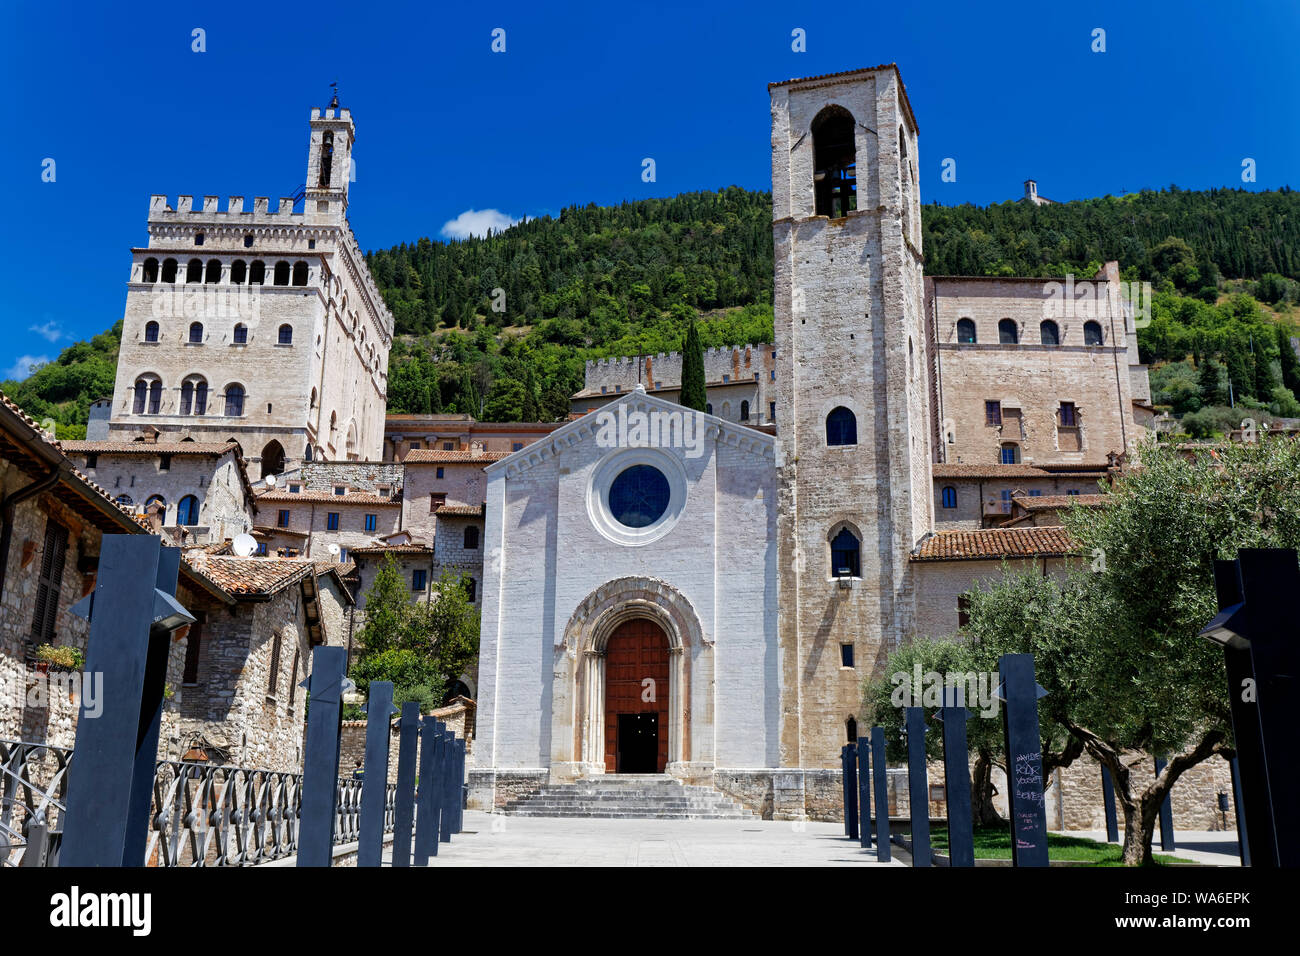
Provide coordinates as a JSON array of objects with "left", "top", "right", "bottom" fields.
[
  {"left": 260, "top": 440, "right": 286, "bottom": 478},
  {"left": 616, "top": 713, "right": 659, "bottom": 774}
]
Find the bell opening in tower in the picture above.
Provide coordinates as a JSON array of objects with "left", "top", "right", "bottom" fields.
[{"left": 812, "top": 106, "right": 857, "bottom": 218}]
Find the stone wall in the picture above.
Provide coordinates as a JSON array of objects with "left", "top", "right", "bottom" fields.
[{"left": 284, "top": 460, "right": 404, "bottom": 495}]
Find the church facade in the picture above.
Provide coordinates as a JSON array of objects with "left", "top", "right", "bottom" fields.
[{"left": 468, "top": 65, "right": 1152, "bottom": 817}]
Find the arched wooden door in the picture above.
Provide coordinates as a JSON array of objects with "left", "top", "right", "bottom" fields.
[{"left": 604, "top": 618, "right": 669, "bottom": 773}]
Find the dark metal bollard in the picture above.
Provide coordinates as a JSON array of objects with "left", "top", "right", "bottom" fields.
[
  {"left": 1229, "top": 756, "right": 1250, "bottom": 867},
  {"left": 939, "top": 686, "right": 974, "bottom": 867},
  {"left": 297, "top": 646, "right": 347, "bottom": 867},
  {"left": 905, "top": 707, "right": 931, "bottom": 867},
  {"left": 1101, "top": 765, "right": 1119, "bottom": 843},
  {"left": 358, "top": 682, "right": 398, "bottom": 867},
  {"left": 842, "top": 744, "right": 859, "bottom": 841},
  {"left": 390, "top": 702, "right": 421, "bottom": 867},
  {"left": 856, "top": 735, "right": 871, "bottom": 849},
  {"left": 871, "top": 726, "right": 890, "bottom": 862},
  {"left": 413, "top": 715, "right": 441, "bottom": 864},
  {"left": 438, "top": 726, "right": 454, "bottom": 844},
  {"left": 1154, "top": 757, "right": 1176, "bottom": 852},
  {"left": 454, "top": 738, "right": 467, "bottom": 833},
  {"left": 998, "top": 653, "right": 1050, "bottom": 868}
]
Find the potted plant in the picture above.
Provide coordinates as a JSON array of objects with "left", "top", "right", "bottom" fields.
[{"left": 34, "top": 644, "right": 84, "bottom": 672}]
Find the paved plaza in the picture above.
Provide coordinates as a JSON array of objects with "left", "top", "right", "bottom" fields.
[{"left": 388, "top": 811, "right": 904, "bottom": 867}]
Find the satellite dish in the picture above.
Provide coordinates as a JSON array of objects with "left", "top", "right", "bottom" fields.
[
  {"left": 264, "top": 474, "right": 277, "bottom": 489},
  {"left": 232, "top": 533, "right": 258, "bottom": 557},
  {"left": 328, "top": 543, "right": 341, "bottom": 557}
]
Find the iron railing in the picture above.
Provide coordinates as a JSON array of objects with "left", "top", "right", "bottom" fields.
[{"left": 1, "top": 738, "right": 395, "bottom": 867}]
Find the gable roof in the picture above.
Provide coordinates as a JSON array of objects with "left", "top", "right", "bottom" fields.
[
  {"left": 404, "top": 449, "right": 511, "bottom": 464},
  {"left": 911, "top": 527, "right": 1080, "bottom": 562},
  {"left": 486, "top": 385, "right": 775, "bottom": 479},
  {"left": 197, "top": 556, "right": 316, "bottom": 597}
]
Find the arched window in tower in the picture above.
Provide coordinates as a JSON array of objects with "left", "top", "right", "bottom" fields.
[
  {"left": 1084, "top": 320, "right": 1104, "bottom": 346},
  {"left": 998, "top": 319, "right": 1019, "bottom": 345},
  {"left": 188, "top": 322, "right": 203, "bottom": 344},
  {"left": 957, "top": 318, "right": 977, "bottom": 344},
  {"left": 278, "top": 324, "right": 293, "bottom": 345},
  {"left": 161, "top": 258, "right": 178, "bottom": 283},
  {"left": 812, "top": 105, "right": 857, "bottom": 218},
  {"left": 179, "top": 376, "right": 207, "bottom": 415},
  {"left": 148, "top": 380, "right": 162, "bottom": 414},
  {"left": 230, "top": 260, "right": 247, "bottom": 285},
  {"left": 846, "top": 716, "right": 858, "bottom": 743},
  {"left": 826, "top": 406, "right": 857, "bottom": 446},
  {"left": 273, "top": 261, "right": 290, "bottom": 286},
  {"left": 304, "top": 443, "right": 314, "bottom": 463},
  {"left": 132, "top": 379, "right": 148, "bottom": 414},
  {"left": 142, "top": 258, "right": 159, "bottom": 283},
  {"left": 310, "top": 387, "right": 317, "bottom": 409},
  {"left": 292, "top": 262, "right": 308, "bottom": 286},
  {"left": 144, "top": 494, "right": 166, "bottom": 515},
  {"left": 249, "top": 260, "right": 266, "bottom": 285},
  {"left": 1040, "top": 320, "right": 1060, "bottom": 346},
  {"left": 900, "top": 126, "right": 911, "bottom": 238},
  {"left": 830, "top": 527, "right": 861, "bottom": 578},
  {"left": 233, "top": 323, "right": 247, "bottom": 345},
  {"left": 194, "top": 379, "right": 208, "bottom": 415},
  {"left": 186, "top": 258, "right": 203, "bottom": 283},
  {"left": 740, "top": 400, "right": 750, "bottom": 421},
  {"left": 144, "top": 321, "right": 159, "bottom": 343},
  {"left": 224, "top": 384, "right": 245, "bottom": 417},
  {"left": 180, "top": 380, "right": 193, "bottom": 415},
  {"left": 176, "top": 495, "right": 200, "bottom": 526},
  {"left": 464, "top": 525, "right": 480, "bottom": 550},
  {"left": 205, "top": 259, "right": 221, "bottom": 284},
  {"left": 318, "top": 131, "right": 334, "bottom": 187}
]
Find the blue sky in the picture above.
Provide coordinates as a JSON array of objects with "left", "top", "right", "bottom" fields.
[{"left": 2, "top": 0, "right": 1297, "bottom": 378}]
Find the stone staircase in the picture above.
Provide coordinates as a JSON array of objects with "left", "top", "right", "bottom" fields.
[{"left": 500, "top": 775, "right": 756, "bottom": 820}]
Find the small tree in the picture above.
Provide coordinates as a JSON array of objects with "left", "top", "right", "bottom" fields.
[{"left": 679, "top": 319, "right": 707, "bottom": 412}]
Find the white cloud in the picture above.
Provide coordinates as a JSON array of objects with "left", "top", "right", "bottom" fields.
[
  {"left": 29, "top": 320, "right": 64, "bottom": 343},
  {"left": 5, "top": 355, "right": 50, "bottom": 381},
  {"left": 440, "top": 209, "right": 522, "bottom": 240}
]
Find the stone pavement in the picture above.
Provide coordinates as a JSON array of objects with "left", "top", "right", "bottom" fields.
[{"left": 386, "top": 811, "right": 904, "bottom": 866}]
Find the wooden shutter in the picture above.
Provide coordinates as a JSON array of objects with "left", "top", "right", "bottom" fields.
[{"left": 30, "top": 521, "right": 69, "bottom": 644}]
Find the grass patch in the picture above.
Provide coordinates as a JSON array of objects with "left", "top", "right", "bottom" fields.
[{"left": 918, "top": 826, "right": 1194, "bottom": 866}]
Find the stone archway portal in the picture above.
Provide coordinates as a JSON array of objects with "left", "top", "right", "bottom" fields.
[{"left": 603, "top": 618, "right": 670, "bottom": 773}]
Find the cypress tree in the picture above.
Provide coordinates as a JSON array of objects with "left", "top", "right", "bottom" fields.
[
  {"left": 679, "top": 319, "right": 707, "bottom": 412},
  {"left": 1277, "top": 324, "right": 1300, "bottom": 394}
]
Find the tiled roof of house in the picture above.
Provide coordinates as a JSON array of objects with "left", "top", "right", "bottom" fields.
[
  {"left": 349, "top": 544, "right": 436, "bottom": 555},
  {"left": 256, "top": 490, "right": 401, "bottom": 505},
  {"left": 911, "top": 527, "right": 1080, "bottom": 562},
  {"left": 61, "top": 440, "right": 242, "bottom": 456},
  {"left": 932, "top": 463, "right": 1111, "bottom": 480},
  {"left": 404, "top": 449, "right": 511, "bottom": 464},
  {"left": 198, "top": 557, "right": 316, "bottom": 596},
  {"left": 252, "top": 525, "right": 310, "bottom": 538},
  {"left": 435, "top": 504, "right": 485, "bottom": 517},
  {"left": 1011, "top": 494, "right": 1108, "bottom": 511}
]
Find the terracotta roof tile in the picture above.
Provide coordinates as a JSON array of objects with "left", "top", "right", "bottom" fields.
[
  {"left": 404, "top": 449, "right": 510, "bottom": 463},
  {"left": 349, "top": 544, "right": 435, "bottom": 555},
  {"left": 61, "top": 440, "right": 241, "bottom": 456},
  {"left": 1011, "top": 494, "right": 1108, "bottom": 511},
  {"left": 198, "top": 557, "right": 315, "bottom": 596},
  {"left": 435, "top": 504, "right": 485, "bottom": 517},
  {"left": 911, "top": 527, "right": 1080, "bottom": 562},
  {"left": 256, "top": 489, "right": 400, "bottom": 505},
  {"left": 932, "top": 463, "right": 1111, "bottom": 480}
]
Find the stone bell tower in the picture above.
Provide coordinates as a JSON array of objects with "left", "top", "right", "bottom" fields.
[
  {"left": 770, "top": 66, "right": 934, "bottom": 790},
  {"left": 305, "top": 93, "right": 354, "bottom": 220}
]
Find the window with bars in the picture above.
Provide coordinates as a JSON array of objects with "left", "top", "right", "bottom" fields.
[
  {"left": 1059, "top": 402, "right": 1078, "bottom": 427},
  {"left": 30, "top": 520, "right": 69, "bottom": 645},
  {"left": 267, "top": 632, "right": 283, "bottom": 697}
]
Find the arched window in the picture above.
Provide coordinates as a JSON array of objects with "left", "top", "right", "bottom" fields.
[
  {"left": 194, "top": 379, "right": 208, "bottom": 415},
  {"left": 180, "top": 380, "right": 193, "bottom": 415},
  {"left": 830, "top": 527, "right": 861, "bottom": 578},
  {"left": 233, "top": 323, "right": 247, "bottom": 344},
  {"left": 142, "top": 258, "right": 159, "bottom": 283},
  {"left": 186, "top": 258, "right": 203, "bottom": 283},
  {"left": 304, "top": 443, "right": 314, "bottom": 462},
  {"left": 188, "top": 322, "right": 203, "bottom": 344},
  {"left": 1084, "top": 320, "right": 1104, "bottom": 346},
  {"left": 176, "top": 495, "right": 199, "bottom": 526},
  {"left": 1040, "top": 320, "right": 1060, "bottom": 346},
  {"left": 310, "top": 388, "right": 317, "bottom": 409},
  {"left": 1000, "top": 442, "right": 1021, "bottom": 464},
  {"left": 161, "top": 258, "right": 178, "bottom": 283},
  {"left": 464, "top": 526, "right": 480, "bottom": 550},
  {"left": 148, "top": 380, "right": 162, "bottom": 414},
  {"left": 114, "top": 494, "right": 133, "bottom": 507},
  {"left": 261, "top": 440, "right": 285, "bottom": 477},
  {"left": 956, "top": 318, "right": 977, "bottom": 344},
  {"left": 205, "top": 259, "right": 221, "bottom": 283},
  {"left": 278, "top": 324, "right": 293, "bottom": 345},
  {"left": 249, "top": 260, "right": 266, "bottom": 285},
  {"left": 224, "top": 384, "right": 245, "bottom": 417},
  {"left": 292, "top": 262, "right": 309, "bottom": 286},
  {"left": 132, "top": 379, "right": 148, "bottom": 414},
  {"left": 144, "top": 494, "right": 166, "bottom": 514},
  {"left": 941, "top": 486, "right": 957, "bottom": 509},
  {"left": 329, "top": 411, "right": 337, "bottom": 435},
  {"left": 144, "top": 321, "right": 159, "bottom": 343},
  {"left": 273, "top": 261, "right": 290, "bottom": 286},
  {"left": 230, "top": 260, "right": 247, "bottom": 285},
  {"left": 179, "top": 377, "right": 207, "bottom": 415},
  {"left": 812, "top": 105, "right": 856, "bottom": 217},
  {"left": 740, "top": 400, "right": 750, "bottom": 421},
  {"left": 846, "top": 716, "right": 858, "bottom": 743},
  {"left": 706, "top": 403, "right": 713, "bottom": 415},
  {"left": 318, "top": 131, "right": 334, "bottom": 187},
  {"left": 998, "top": 319, "right": 1019, "bottom": 345},
  {"left": 826, "top": 406, "right": 857, "bottom": 446}
]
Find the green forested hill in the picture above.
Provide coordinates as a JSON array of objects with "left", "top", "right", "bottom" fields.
[{"left": 6, "top": 186, "right": 1299, "bottom": 434}]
